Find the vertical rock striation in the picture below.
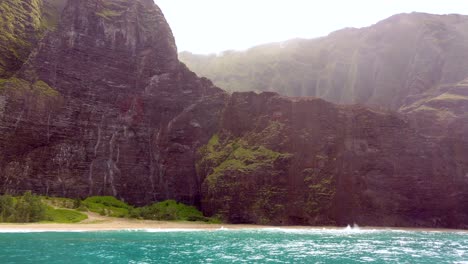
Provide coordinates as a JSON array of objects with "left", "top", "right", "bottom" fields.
[
  {"left": 180, "top": 13, "right": 468, "bottom": 111},
  {"left": 197, "top": 92, "right": 468, "bottom": 228},
  {"left": 0, "top": 0, "right": 227, "bottom": 205}
]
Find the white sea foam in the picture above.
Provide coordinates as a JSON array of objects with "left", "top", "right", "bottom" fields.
[
  {"left": 254, "top": 226, "right": 383, "bottom": 235},
  {"left": 0, "top": 228, "right": 225, "bottom": 233},
  {"left": 118, "top": 228, "right": 210, "bottom": 233},
  {"left": 0, "top": 229, "right": 89, "bottom": 233},
  {"left": 0, "top": 228, "right": 207, "bottom": 233},
  {"left": 0, "top": 226, "right": 465, "bottom": 234}
]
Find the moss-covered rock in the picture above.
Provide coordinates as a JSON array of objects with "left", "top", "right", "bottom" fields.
[
  {"left": 198, "top": 133, "right": 292, "bottom": 224},
  {"left": 0, "top": 77, "right": 59, "bottom": 97},
  {"left": 0, "top": 77, "right": 61, "bottom": 119},
  {"left": 303, "top": 168, "right": 336, "bottom": 216},
  {"left": 0, "top": 0, "right": 66, "bottom": 78},
  {"left": 203, "top": 139, "right": 286, "bottom": 189},
  {"left": 95, "top": 0, "right": 128, "bottom": 20}
]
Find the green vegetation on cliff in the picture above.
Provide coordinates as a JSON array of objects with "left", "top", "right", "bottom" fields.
[
  {"left": 0, "top": 77, "right": 59, "bottom": 97},
  {"left": 302, "top": 167, "right": 336, "bottom": 216},
  {"left": 0, "top": 77, "right": 30, "bottom": 92},
  {"left": 33, "top": 80, "right": 60, "bottom": 97},
  {"left": 96, "top": 9, "right": 121, "bottom": 20},
  {"left": 95, "top": 0, "right": 127, "bottom": 20},
  {"left": 198, "top": 134, "right": 289, "bottom": 188},
  {"left": 198, "top": 133, "right": 291, "bottom": 223},
  {"left": 0, "top": 0, "right": 65, "bottom": 78}
]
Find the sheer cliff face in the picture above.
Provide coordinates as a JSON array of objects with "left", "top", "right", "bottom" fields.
[
  {"left": 182, "top": 12, "right": 468, "bottom": 227},
  {"left": 198, "top": 93, "right": 468, "bottom": 228},
  {"left": 0, "top": 0, "right": 227, "bottom": 205}
]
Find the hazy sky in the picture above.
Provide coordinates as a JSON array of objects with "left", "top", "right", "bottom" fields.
[{"left": 154, "top": 0, "right": 468, "bottom": 54}]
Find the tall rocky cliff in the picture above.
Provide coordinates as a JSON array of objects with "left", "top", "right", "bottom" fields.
[
  {"left": 0, "top": 0, "right": 467, "bottom": 228},
  {"left": 0, "top": 0, "right": 227, "bottom": 205},
  {"left": 198, "top": 92, "right": 468, "bottom": 227}
]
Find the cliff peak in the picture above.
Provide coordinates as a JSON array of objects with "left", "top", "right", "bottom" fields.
[{"left": 0, "top": 0, "right": 227, "bottom": 206}]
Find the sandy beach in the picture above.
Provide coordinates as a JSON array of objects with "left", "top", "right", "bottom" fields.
[
  {"left": 0, "top": 212, "right": 466, "bottom": 233},
  {"left": 0, "top": 212, "right": 266, "bottom": 232}
]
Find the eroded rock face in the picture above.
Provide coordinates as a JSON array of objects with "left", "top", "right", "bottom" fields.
[
  {"left": 0, "top": 0, "right": 467, "bottom": 229},
  {"left": 197, "top": 92, "right": 468, "bottom": 228},
  {"left": 401, "top": 79, "right": 468, "bottom": 138},
  {"left": 0, "top": 0, "right": 227, "bottom": 205}
]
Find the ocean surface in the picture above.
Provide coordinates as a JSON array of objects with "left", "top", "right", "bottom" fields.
[{"left": 0, "top": 227, "right": 466, "bottom": 263}]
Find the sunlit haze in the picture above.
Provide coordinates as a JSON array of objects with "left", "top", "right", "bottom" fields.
[{"left": 154, "top": 0, "right": 468, "bottom": 54}]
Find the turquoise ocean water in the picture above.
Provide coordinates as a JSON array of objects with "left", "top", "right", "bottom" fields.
[{"left": 0, "top": 228, "right": 466, "bottom": 263}]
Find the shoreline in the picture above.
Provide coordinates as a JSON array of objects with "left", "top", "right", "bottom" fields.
[{"left": 0, "top": 216, "right": 466, "bottom": 233}]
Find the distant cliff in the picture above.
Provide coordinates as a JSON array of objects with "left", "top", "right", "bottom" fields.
[
  {"left": 0, "top": 1, "right": 467, "bottom": 229},
  {"left": 180, "top": 13, "right": 468, "bottom": 111}
]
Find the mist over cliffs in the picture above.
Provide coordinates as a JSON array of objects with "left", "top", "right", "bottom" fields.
[
  {"left": 180, "top": 13, "right": 468, "bottom": 111},
  {"left": 0, "top": 0, "right": 467, "bottom": 228}
]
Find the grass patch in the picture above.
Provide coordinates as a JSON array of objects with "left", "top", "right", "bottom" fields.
[
  {"left": 82, "top": 196, "right": 130, "bottom": 218},
  {"left": 132, "top": 200, "right": 214, "bottom": 222},
  {"left": 44, "top": 207, "right": 88, "bottom": 223},
  {"left": 2, "top": 194, "right": 218, "bottom": 224},
  {"left": 42, "top": 196, "right": 78, "bottom": 209}
]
